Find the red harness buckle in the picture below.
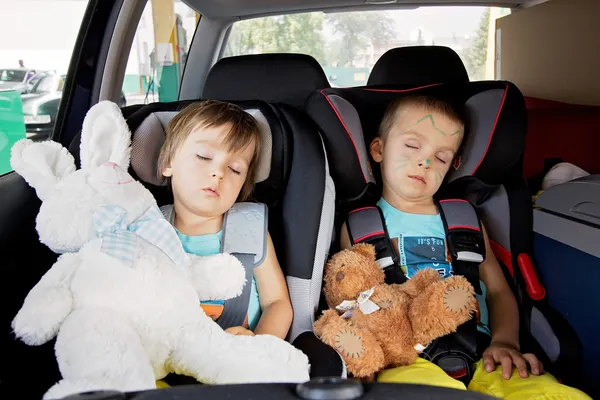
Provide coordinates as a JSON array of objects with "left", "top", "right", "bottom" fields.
[{"left": 446, "top": 368, "right": 468, "bottom": 379}]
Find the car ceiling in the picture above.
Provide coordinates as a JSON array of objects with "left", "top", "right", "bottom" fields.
[{"left": 185, "top": 0, "right": 528, "bottom": 18}]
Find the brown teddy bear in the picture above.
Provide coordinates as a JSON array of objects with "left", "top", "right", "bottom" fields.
[{"left": 313, "top": 243, "right": 477, "bottom": 378}]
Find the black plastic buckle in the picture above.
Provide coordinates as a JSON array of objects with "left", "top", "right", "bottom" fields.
[{"left": 447, "top": 229, "right": 486, "bottom": 265}]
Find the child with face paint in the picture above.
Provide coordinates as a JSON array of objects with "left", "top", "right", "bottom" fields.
[{"left": 340, "top": 96, "right": 590, "bottom": 399}]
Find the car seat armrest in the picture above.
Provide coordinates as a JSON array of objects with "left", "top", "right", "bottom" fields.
[{"left": 293, "top": 331, "right": 346, "bottom": 378}]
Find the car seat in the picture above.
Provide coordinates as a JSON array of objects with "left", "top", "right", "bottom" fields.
[
  {"left": 305, "top": 81, "right": 584, "bottom": 389},
  {"left": 367, "top": 46, "right": 469, "bottom": 86},
  {"left": 202, "top": 53, "right": 347, "bottom": 376}
]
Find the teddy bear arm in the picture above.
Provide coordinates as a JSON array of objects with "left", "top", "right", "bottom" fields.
[
  {"left": 392, "top": 268, "right": 442, "bottom": 299},
  {"left": 12, "top": 252, "right": 80, "bottom": 346},
  {"left": 187, "top": 253, "right": 247, "bottom": 301}
]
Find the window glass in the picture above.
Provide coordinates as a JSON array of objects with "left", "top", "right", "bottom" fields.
[
  {"left": 224, "top": 7, "right": 511, "bottom": 87},
  {"left": 0, "top": 0, "right": 89, "bottom": 176},
  {"left": 121, "top": 0, "right": 200, "bottom": 106}
]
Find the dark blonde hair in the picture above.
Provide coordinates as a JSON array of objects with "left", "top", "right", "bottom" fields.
[
  {"left": 157, "top": 100, "right": 261, "bottom": 201},
  {"left": 378, "top": 95, "right": 466, "bottom": 140}
]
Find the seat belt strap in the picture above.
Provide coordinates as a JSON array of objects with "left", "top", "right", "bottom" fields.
[
  {"left": 347, "top": 206, "right": 406, "bottom": 284},
  {"left": 219, "top": 202, "right": 268, "bottom": 329},
  {"left": 161, "top": 203, "right": 268, "bottom": 328},
  {"left": 217, "top": 253, "right": 255, "bottom": 329},
  {"left": 419, "top": 199, "right": 485, "bottom": 384},
  {"left": 438, "top": 199, "right": 485, "bottom": 295}
]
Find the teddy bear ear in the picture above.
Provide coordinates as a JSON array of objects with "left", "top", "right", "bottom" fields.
[
  {"left": 80, "top": 100, "right": 131, "bottom": 170},
  {"left": 10, "top": 138, "right": 76, "bottom": 201},
  {"left": 351, "top": 243, "right": 377, "bottom": 260}
]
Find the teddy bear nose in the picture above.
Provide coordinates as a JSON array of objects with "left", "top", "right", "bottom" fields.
[{"left": 336, "top": 272, "right": 345, "bottom": 282}]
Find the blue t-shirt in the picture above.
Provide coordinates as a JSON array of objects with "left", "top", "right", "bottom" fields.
[
  {"left": 377, "top": 198, "right": 491, "bottom": 335},
  {"left": 176, "top": 229, "right": 262, "bottom": 331}
]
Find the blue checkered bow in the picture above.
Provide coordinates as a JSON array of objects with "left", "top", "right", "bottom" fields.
[{"left": 93, "top": 204, "right": 187, "bottom": 268}]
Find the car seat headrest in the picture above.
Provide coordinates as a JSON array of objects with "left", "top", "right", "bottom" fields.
[
  {"left": 306, "top": 82, "right": 527, "bottom": 203},
  {"left": 367, "top": 46, "right": 469, "bottom": 86},
  {"left": 124, "top": 101, "right": 272, "bottom": 187},
  {"left": 203, "top": 54, "right": 330, "bottom": 109}
]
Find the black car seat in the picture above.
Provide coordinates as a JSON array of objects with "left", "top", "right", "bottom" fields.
[
  {"left": 367, "top": 46, "right": 469, "bottom": 86},
  {"left": 203, "top": 53, "right": 345, "bottom": 376},
  {"left": 305, "top": 81, "right": 584, "bottom": 388},
  {"left": 68, "top": 96, "right": 339, "bottom": 380}
]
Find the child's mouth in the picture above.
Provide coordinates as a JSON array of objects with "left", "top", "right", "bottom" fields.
[
  {"left": 408, "top": 175, "right": 426, "bottom": 184},
  {"left": 203, "top": 188, "right": 220, "bottom": 197}
]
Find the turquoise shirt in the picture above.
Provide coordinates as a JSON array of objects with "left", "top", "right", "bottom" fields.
[
  {"left": 176, "top": 229, "right": 262, "bottom": 330},
  {"left": 377, "top": 198, "right": 491, "bottom": 336}
]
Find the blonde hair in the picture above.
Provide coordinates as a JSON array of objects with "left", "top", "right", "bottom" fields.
[
  {"left": 378, "top": 95, "right": 466, "bottom": 141},
  {"left": 157, "top": 100, "right": 261, "bottom": 201}
]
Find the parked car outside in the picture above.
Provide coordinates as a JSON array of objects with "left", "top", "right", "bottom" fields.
[
  {"left": 0, "top": 68, "right": 43, "bottom": 94},
  {"left": 21, "top": 72, "right": 126, "bottom": 140}
]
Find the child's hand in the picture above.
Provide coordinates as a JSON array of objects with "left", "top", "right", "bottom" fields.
[
  {"left": 482, "top": 341, "right": 544, "bottom": 379},
  {"left": 225, "top": 326, "right": 255, "bottom": 336}
]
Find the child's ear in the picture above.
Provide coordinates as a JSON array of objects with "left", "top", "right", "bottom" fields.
[
  {"left": 370, "top": 137, "right": 384, "bottom": 163},
  {"left": 161, "top": 165, "right": 173, "bottom": 177}
]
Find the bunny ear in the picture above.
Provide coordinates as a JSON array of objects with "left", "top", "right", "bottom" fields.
[
  {"left": 10, "top": 138, "right": 76, "bottom": 201},
  {"left": 80, "top": 100, "right": 131, "bottom": 170}
]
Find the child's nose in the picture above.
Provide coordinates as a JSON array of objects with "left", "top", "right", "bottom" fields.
[
  {"left": 212, "top": 166, "right": 225, "bottom": 179},
  {"left": 418, "top": 158, "right": 432, "bottom": 168}
]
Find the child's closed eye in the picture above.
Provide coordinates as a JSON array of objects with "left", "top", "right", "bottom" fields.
[
  {"left": 228, "top": 166, "right": 241, "bottom": 175},
  {"left": 197, "top": 154, "right": 212, "bottom": 161},
  {"left": 435, "top": 156, "right": 447, "bottom": 164}
]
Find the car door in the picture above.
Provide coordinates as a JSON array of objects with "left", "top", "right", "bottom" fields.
[
  {"left": 1, "top": 0, "right": 203, "bottom": 395},
  {"left": 0, "top": 1, "right": 126, "bottom": 396}
]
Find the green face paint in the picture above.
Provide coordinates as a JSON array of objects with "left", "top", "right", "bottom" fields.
[
  {"left": 425, "top": 159, "right": 431, "bottom": 166},
  {"left": 404, "top": 114, "right": 461, "bottom": 137},
  {"left": 394, "top": 161, "right": 409, "bottom": 171},
  {"left": 434, "top": 171, "right": 443, "bottom": 186},
  {"left": 393, "top": 155, "right": 410, "bottom": 171}
]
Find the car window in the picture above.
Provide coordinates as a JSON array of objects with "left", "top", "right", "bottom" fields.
[
  {"left": 223, "top": 7, "right": 511, "bottom": 86},
  {"left": 0, "top": 69, "right": 27, "bottom": 82},
  {"left": 31, "top": 74, "right": 58, "bottom": 94},
  {"left": 0, "top": 0, "right": 90, "bottom": 176},
  {"left": 121, "top": 0, "right": 199, "bottom": 106}
]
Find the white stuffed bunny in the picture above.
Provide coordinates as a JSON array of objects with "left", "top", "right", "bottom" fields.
[{"left": 10, "top": 101, "right": 309, "bottom": 399}]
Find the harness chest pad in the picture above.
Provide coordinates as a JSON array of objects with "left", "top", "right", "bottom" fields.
[
  {"left": 222, "top": 202, "right": 268, "bottom": 267},
  {"left": 438, "top": 199, "right": 485, "bottom": 295}
]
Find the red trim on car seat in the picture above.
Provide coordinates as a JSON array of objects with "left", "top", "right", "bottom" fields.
[
  {"left": 349, "top": 206, "right": 377, "bottom": 214},
  {"left": 439, "top": 199, "right": 469, "bottom": 204},
  {"left": 362, "top": 83, "right": 442, "bottom": 92},
  {"left": 517, "top": 253, "right": 546, "bottom": 301},
  {"left": 320, "top": 90, "right": 368, "bottom": 183},
  {"left": 355, "top": 231, "right": 385, "bottom": 243},
  {"left": 489, "top": 240, "right": 514, "bottom": 276},
  {"left": 447, "top": 225, "right": 481, "bottom": 232},
  {"left": 470, "top": 83, "right": 509, "bottom": 176},
  {"left": 446, "top": 368, "right": 468, "bottom": 379}
]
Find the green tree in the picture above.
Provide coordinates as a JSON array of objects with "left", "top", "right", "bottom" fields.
[
  {"left": 465, "top": 8, "right": 490, "bottom": 80},
  {"left": 325, "top": 12, "right": 396, "bottom": 67},
  {"left": 223, "top": 13, "right": 326, "bottom": 65}
]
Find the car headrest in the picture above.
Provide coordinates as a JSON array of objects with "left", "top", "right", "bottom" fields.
[
  {"left": 203, "top": 54, "right": 330, "bottom": 109},
  {"left": 306, "top": 82, "right": 527, "bottom": 204},
  {"left": 367, "top": 46, "right": 469, "bottom": 86}
]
